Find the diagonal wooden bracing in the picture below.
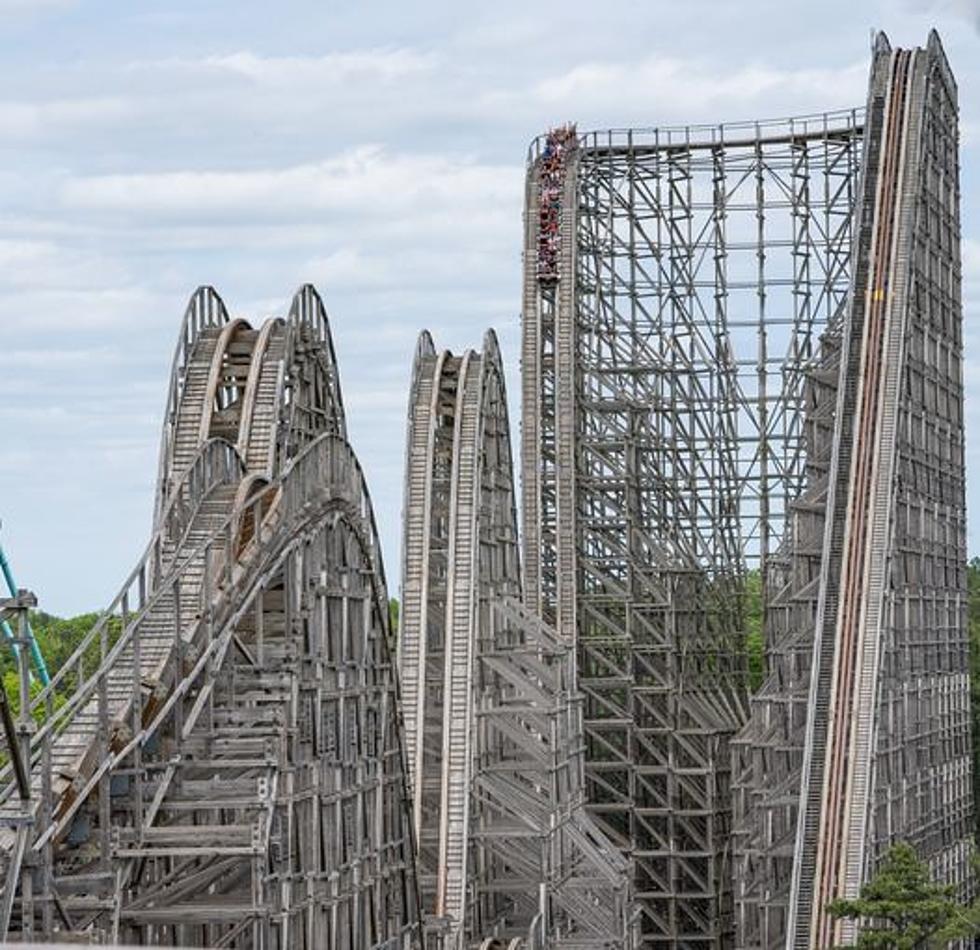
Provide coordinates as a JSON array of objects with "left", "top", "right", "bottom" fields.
[
  {"left": 522, "top": 113, "right": 864, "bottom": 949},
  {"left": 399, "top": 331, "right": 630, "bottom": 949},
  {"left": 0, "top": 284, "right": 420, "bottom": 949},
  {"left": 0, "top": 29, "right": 969, "bottom": 950},
  {"left": 521, "top": 30, "right": 970, "bottom": 950}
]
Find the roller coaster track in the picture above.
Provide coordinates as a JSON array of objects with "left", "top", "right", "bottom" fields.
[
  {"left": 729, "top": 31, "right": 969, "bottom": 950},
  {"left": 787, "top": 33, "right": 970, "bottom": 948},
  {"left": 790, "top": 43, "right": 918, "bottom": 947},
  {"left": 520, "top": 28, "right": 969, "bottom": 950},
  {"left": 0, "top": 285, "right": 419, "bottom": 948},
  {"left": 0, "top": 28, "right": 968, "bottom": 950},
  {"left": 399, "top": 332, "right": 630, "bottom": 949}
]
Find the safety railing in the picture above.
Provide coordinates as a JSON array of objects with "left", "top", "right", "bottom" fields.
[
  {"left": 160, "top": 438, "right": 244, "bottom": 551},
  {"left": 153, "top": 286, "right": 231, "bottom": 523},
  {"left": 0, "top": 439, "right": 246, "bottom": 806},
  {"left": 14, "top": 428, "right": 377, "bottom": 848},
  {"left": 0, "top": 429, "right": 373, "bottom": 819},
  {"left": 526, "top": 108, "right": 866, "bottom": 163}
]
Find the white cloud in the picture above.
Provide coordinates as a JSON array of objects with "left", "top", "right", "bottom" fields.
[
  {"left": 0, "top": 449, "right": 32, "bottom": 473},
  {"left": 308, "top": 240, "right": 514, "bottom": 293},
  {"left": 201, "top": 48, "right": 436, "bottom": 84},
  {"left": 0, "top": 0, "right": 73, "bottom": 10},
  {"left": 313, "top": 247, "right": 377, "bottom": 286},
  {"left": 59, "top": 148, "right": 521, "bottom": 223},
  {"left": 0, "top": 96, "right": 131, "bottom": 139},
  {"left": 897, "top": 0, "right": 980, "bottom": 27},
  {"left": 0, "top": 238, "right": 129, "bottom": 290},
  {"left": 0, "top": 286, "right": 164, "bottom": 331},
  {"left": 0, "top": 346, "right": 123, "bottom": 367},
  {"left": 0, "top": 44, "right": 875, "bottom": 159},
  {"left": 523, "top": 57, "right": 868, "bottom": 123}
]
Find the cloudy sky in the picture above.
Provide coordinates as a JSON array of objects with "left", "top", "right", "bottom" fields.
[{"left": 0, "top": 0, "right": 978, "bottom": 615}]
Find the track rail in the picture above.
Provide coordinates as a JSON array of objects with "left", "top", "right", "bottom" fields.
[
  {"left": 790, "top": 40, "right": 915, "bottom": 946},
  {"left": 400, "top": 331, "right": 629, "bottom": 949},
  {"left": 787, "top": 33, "right": 970, "bottom": 949},
  {"left": 813, "top": 48, "right": 912, "bottom": 946},
  {"left": 0, "top": 285, "right": 420, "bottom": 949}
]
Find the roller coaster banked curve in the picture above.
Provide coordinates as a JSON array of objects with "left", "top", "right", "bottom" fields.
[
  {"left": 398, "top": 331, "right": 630, "bottom": 950},
  {"left": 0, "top": 286, "right": 626, "bottom": 950},
  {"left": 0, "top": 29, "right": 968, "bottom": 950},
  {"left": 0, "top": 285, "right": 420, "bottom": 948}
]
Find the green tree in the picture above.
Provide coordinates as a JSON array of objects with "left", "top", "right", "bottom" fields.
[
  {"left": 968, "top": 557, "right": 980, "bottom": 839},
  {"left": 827, "top": 842, "right": 962, "bottom": 948},
  {"left": 743, "top": 569, "right": 765, "bottom": 691}
]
